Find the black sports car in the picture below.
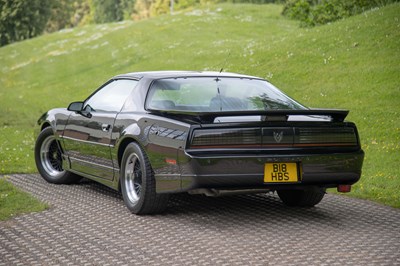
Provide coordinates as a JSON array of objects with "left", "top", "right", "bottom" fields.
[{"left": 35, "top": 71, "right": 364, "bottom": 214}]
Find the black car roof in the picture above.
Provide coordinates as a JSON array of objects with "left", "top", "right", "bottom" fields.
[{"left": 113, "top": 71, "right": 262, "bottom": 80}]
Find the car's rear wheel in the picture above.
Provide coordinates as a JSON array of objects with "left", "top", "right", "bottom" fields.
[
  {"left": 35, "top": 127, "right": 80, "bottom": 184},
  {"left": 120, "top": 142, "right": 169, "bottom": 214},
  {"left": 277, "top": 188, "right": 325, "bottom": 207}
]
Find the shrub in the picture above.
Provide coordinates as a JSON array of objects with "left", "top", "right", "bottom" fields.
[{"left": 282, "top": 0, "right": 400, "bottom": 27}]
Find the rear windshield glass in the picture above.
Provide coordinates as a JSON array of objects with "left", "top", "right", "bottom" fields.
[{"left": 146, "top": 77, "right": 305, "bottom": 112}]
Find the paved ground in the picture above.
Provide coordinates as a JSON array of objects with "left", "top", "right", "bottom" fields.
[{"left": 1, "top": 174, "right": 400, "bottom": 266}]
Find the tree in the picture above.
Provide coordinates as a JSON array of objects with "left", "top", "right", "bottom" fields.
[
  {"left": 133, "top": 0, "right": 154, "bottom": 20},
  {"left": 150, "top": 0, "right": 170, "bottom": 16},
  {"left": 120, "top": 0, "right": 136, "bottom": 20},
  {"left": 92, "top": 0, "right": 123, "bottom": 23},
  {"left": 45, "top": 0, "right": 75, "bottom": 33},
  {"left": 0, "top": 0, "right": 52, "bottom": 46},
  {"left": 71, "top": 0, "right": 93, "bottom": 26}
]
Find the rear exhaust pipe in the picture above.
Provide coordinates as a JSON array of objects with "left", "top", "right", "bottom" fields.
[{"left": 188, "top": 188, "right": 272, "bottom": 197}]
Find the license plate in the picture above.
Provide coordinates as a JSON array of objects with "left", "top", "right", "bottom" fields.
[{"left": 264, "top": 163, "right": 299, "bottom": 183}]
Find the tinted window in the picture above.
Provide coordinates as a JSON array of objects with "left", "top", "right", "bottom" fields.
[
  {"left": 85, "top": 79, "right": 138, "bottom": 112},
  {"left": 146, "top": 77, "right": 305, "bottom": 112}
]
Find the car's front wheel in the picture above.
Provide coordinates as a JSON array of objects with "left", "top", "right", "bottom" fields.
[
  {"left": 277, "top": 188, "right": 325, "bottom": 207},
  {"left": 120, "top": 142, "right": 169, "bottom": 214},
  {"left": 35, "top": 127, "right": 80, "bottom": 184}
]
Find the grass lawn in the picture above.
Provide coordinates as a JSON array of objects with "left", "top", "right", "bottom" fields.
[
  {"left": 0, "top": 177, "right": 48, "bottom": 221},
  {"left": 0, "top": 3, "right": 399, "bottom": 209}
]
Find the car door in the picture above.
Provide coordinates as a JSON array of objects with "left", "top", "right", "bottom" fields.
[{"left": 62, "top": 79, "right": 138, "bottom": 180}]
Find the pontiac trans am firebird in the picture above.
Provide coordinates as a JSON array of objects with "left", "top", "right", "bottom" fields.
[{"left": 34, "top": 71, "right": 364, "bottom": 214}]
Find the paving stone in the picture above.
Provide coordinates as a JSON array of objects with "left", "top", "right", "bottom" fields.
[{"left": 0, "top": 174, "right": 400, "bottom": 265}]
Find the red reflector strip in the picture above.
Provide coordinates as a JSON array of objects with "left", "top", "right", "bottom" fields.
[
  {"left": 337, "top": 185, "right": 351, "bottom": 193},
  {"left": 165, "top": 158, "right": 177, "bottom": 165}
]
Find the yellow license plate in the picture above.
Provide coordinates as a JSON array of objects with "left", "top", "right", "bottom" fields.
[{"left": 264, "top": 163, "right": 299, "bottom": 183}]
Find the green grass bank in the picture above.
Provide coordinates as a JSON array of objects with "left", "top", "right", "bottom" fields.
[
  {"left": 0, "top": 177, "right": 48, "bottom": 220},
  {"left": 0, "top": 3, "right": 399, "bottom": 207}
]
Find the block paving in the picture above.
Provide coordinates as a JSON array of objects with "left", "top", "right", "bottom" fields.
[{"left": 1, "top": 174, "right": 400, "bottom": 265}]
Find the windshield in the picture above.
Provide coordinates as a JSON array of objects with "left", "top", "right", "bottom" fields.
[{"left": 146, "top": 77, "right": 306, "bottom": 112}]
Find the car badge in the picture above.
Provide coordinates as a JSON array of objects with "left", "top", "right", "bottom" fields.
[{"left": 273, "top": 131, "right": 283, "bottom": 143}]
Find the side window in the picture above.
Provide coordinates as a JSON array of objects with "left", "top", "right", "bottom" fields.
[{"left": 85, "top": 79, "right": 138, "bottom": 112}]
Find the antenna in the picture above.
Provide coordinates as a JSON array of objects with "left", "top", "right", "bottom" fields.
[
  {"left": 215, "top": 51, "right": 230, "bottom": 81},
  {"left": 219, "top": 51, "right": 231, "bottom": 74},
  {"left": 214, "top": 51, "right": 231, "bottom": 111}
]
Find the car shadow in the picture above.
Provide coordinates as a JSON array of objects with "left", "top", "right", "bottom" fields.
[{"left": 77, "top": 178, "right": 338, "bottom": 226}]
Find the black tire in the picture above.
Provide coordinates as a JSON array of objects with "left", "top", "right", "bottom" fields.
[
  {"left": 120, "top": 142, "right": 169, "bottom": 214},
  {"left": 35, "top": 127, "right": 80, "bottom": 184},
  {"left": 277, "top": 187, "right": 325, "bottom": 207}
]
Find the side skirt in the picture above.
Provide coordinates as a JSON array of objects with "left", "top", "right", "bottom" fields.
[{"left": 62, "top": 154, "right": 120, "bottom": 191}]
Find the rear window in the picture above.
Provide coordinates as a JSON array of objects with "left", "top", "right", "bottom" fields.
[{"left": 146, "top": 77, "right": 305, "bottom": 112}]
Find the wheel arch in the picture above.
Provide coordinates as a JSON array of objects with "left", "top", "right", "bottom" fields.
[
  {"left": 115, "top": 136, "right": 144, "bottom": 191},
  {"left": 41, "top": 122, "right": 52, "bottom": 131},
  {"left": 35, "top": 108, "right": 68, "bottom": 139},
  {"left": 34, "top": 120, "right": 56, "bottom": 145},
  {"left": 117, "top": 137, "right": 139, "bottom": 168}
]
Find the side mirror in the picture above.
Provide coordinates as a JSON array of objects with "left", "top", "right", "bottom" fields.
[
  {"left": 67, "top": 101, "right": 84, "bottom": 112},
  {"left": 67, "top": 101, "right": 92, "bottom": 118}
]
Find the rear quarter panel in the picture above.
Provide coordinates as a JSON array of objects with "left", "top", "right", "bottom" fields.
[{"left": 113, "top": 113, "right": 191, "bottom": 193}]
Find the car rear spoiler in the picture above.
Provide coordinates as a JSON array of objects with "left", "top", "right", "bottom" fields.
[{"left": 148, "top": 109, "right": 349, "bottom": 123}]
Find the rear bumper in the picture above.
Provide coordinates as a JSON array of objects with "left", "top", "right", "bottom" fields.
[
  {"left": 154, "top": 150, "right": 364, "bottom": 193},
  {"left": 175, "top": 150, "right": 364, "bottom": 192}
]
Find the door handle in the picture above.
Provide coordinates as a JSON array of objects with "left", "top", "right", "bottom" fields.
[{"left": 102, "top": 124, "right": 111, "bottom": 132}]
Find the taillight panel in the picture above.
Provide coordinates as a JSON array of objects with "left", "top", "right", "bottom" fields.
[
  {"left": 190, "top": 128, "right": 261, "bottom": 148},
  {"left": 295, "top": 127, "right": 358, "bottom": 147},
  {"left": 189, "top": 125, "right": 359, "bottom": 149}
]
